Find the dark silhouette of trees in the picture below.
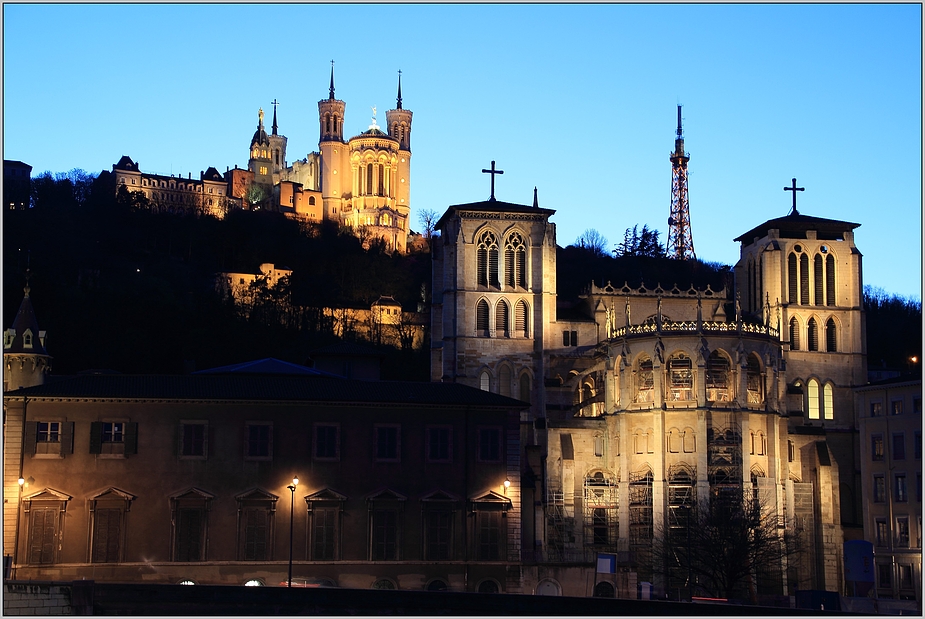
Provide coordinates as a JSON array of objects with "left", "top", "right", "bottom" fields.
[
  {"left": 653, "top": 489, "right": 803, "bottom": 603},
  {"left": 864, "top": 286, "right": 922, "bottom": 373},
  {"left": 615, "top": 224, "right": 666, "bottom": 258},
  {"left": 574, "top": 228, "right": 609, "bottom": 257}
]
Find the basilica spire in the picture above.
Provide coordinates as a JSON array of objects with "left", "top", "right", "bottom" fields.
[
  {"left": 396, "top": 70, "right": 403, "bottom": 110},
  {"left": 271, "top": 99, "right": 279, "bottom": 136},
  {"left": 329, "top": 60, "right": 336, "bottom": 100}
]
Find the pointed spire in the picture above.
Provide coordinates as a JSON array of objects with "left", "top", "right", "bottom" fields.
[
  {"left": 533, "top": 187, "right": 538, "bottom": 208},
  {"left": 396, "top": 70, "right": 403, "bottom": 110},
  {"left": 329, "top": 60, "right": 336, "bottom": 100},
  {"left": 271, "top": 99, "right": 279, "bottom": 136}
]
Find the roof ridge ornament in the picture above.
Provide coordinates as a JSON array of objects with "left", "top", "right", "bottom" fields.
[{"left": 369, "top": 105, "right": 379, "bottom": 130}]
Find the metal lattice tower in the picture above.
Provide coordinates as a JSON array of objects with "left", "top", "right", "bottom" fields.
[{"left": 667, "top": 105, "right": 695, "bottom": 260}]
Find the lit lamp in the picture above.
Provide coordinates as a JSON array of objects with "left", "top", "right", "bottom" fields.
[
  {"left": 287, "top": 476, "right": 299, "bottom": 588},
  {"left": 503, "top": 479, "right": 511, "bottom": 495}
]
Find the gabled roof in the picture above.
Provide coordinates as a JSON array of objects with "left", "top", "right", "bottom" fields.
[
  {"left": 113, "top": 156, "right": 139, "bottom": 171},
  {"left": 734, "top": 212, "right": 860, "bottom": 244},
  {"left": 5, "top": 373, "right": 529, "bottom": 409},
  {"left": 436, "top": 199, "right": 556, "bottom": 230}
]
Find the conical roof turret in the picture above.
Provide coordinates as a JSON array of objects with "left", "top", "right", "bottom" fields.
[{"left": 5, "top": 274, "right": 48, "bottom": 356}]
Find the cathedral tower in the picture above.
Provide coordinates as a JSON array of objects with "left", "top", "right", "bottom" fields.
[
  {"left": 734, "top": 194, "right": 866, "bottom": 527},
  {"left": 385, "top": 72, "right": 413, "bottom": 217}
]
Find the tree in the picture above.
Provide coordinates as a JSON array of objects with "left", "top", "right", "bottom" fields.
[
  {"left": 864, "top": 286, "right": 922, "bottom": 371},
  {"left": 417, "top": 208, "right": 439, "bottom": 242},
  {"left": 614, "top": 224, "right": 666, "bottom": 258},
  {"left": 653, "top": 488, "right": 803, "bottom": 602},
  {"left": 574, "top": 228, "right": 609, "bottom": 257}
]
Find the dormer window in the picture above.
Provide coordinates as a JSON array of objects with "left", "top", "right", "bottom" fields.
[
  {"left": 23, "top": 329, "right": 33, "bottom": 349},
  {"left": 4, "top": 329, "right": 15, "bottom": 348}
]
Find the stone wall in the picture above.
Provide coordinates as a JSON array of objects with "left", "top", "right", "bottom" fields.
[{"left": 3, "top": 582, "right": 75, "bottom": 615}]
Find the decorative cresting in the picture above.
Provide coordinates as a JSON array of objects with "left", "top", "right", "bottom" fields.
[{"left": 589, "top": 281, "right": 780, "bottom": 341}]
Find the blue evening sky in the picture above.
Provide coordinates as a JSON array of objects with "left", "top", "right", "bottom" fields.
[{"left": 3, "top": 3, "right": 921, "bottom": 299}]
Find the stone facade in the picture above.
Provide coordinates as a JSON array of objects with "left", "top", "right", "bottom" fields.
[{"left": 432, "top": 195, "right": 869, "bottom": 599}]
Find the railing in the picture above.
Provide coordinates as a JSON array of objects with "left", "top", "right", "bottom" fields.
[{"left": 610, "top": 320, "right": 779, "bottom": 339}]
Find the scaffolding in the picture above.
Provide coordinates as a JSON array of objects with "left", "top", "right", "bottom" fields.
[
  {"left": 707, "top": 424, "right": 743, "bottom": 503},
  {"left": 583, "top": 471, "right": 619, "bottom": 558},
  {"left": 545, "top": 477, "right": 571, "bottom": 562},
  {"left": 628, "top": 469, "right": 653, "bottom": 575}
]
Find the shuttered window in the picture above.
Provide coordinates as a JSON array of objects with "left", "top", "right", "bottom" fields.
[
  {"left": 28, "top": 507, "right": 58, "bottom": 564},
  {"left": 176, "top": 508, "right": 204, "bottom": 562},
  {"left": 242, "top": 507, "right": 269, "bottom": 561}
]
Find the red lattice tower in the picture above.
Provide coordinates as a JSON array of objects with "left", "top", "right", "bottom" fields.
[{"left": 667, "top": 105, "right": 695, "bottom": 260}]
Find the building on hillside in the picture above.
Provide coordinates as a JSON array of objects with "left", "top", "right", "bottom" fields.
[
  {"left": 855, "top": 374, "right": 922, "bottom": 608},
  {"left": 216, "top": 263, "right": 293, "bottom": 300},
  {"left": 263, "top": 66, "right": 412, "bottom": 252},
  {"left": 111, "top": 156, "right": 236, "bottom": 217},
  {"left": 2, "top": 299, "right": 526, "bottom": 592},
  {"left": 3, "top": 160, "right": 32, "bottom": 210},
  {"left": 430, "top": 181, "right": 870, "bottom": 599}
]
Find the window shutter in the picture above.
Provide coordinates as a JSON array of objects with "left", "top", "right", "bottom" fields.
[
  {"left": 124, "top": 422, "right": 138, "bottom": 455},
  {"left": 24, "top": 421, "right": 37, "bottom": 456},
  {"left": 89, "top": 422, "right": 103, "bottom": 454},
  {"left": 61, "top": 422, "right": 74, "bottom": 456}
]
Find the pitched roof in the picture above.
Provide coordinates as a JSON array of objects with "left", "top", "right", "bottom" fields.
[
  {"left": 734, "top": 212, "right": 860, "bottom": 243},
  {"left": 436, "top": 199, "right": 556, "bottom": 230},
  {"left": 4, "top": 373, "right": 529, "bottom": 408}
]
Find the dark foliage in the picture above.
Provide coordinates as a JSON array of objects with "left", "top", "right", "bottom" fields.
[
  {"left": 4, "top": 172, "right": 431, "bottom": 378},
  {"left": 864, "top": 286, "right": 922, "bottom": 373}
]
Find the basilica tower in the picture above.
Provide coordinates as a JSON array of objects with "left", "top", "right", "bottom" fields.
[
  {"left": 267, "top": 100, "right": 288, "bottom": 183},
  {"left": 385, "top": 72, "right": 412, "bottom": 220},
  {"left": 248, "top": 108, "right": 274, "bottom": 187},
  {"left": 318, "top": 63, "right": 348, "bottom": 222}
]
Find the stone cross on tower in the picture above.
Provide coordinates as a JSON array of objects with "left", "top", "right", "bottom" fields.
[
  {"left": 481, "top": 160, "right": 504, "bottom": 201},
  {"left": 784, "top": 177, "right": 804, "bottom": 215}
]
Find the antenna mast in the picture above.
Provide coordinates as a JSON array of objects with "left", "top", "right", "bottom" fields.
[{"left": 666, "top": 105, "right": 695, "bottom": 260}]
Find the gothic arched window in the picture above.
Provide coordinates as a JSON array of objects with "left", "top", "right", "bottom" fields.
[
  {"left": 746, "top": 354, "right": 763, "bottom": 404},
  {"left": 825, "top": 318, "right": 837, "bottom": 352},
  {"left": 519, "top": 372, "right": 531, "bottom": 403},
  {"left": 635, "top": 357, "right": 654, "bottom": 403},
  {"left": 479, "top": 371, "right": 490, "bottom": 392},
  {"left": 807, "top": 318, "right": 819, "bottom": 351},
  {"left": 504, "top": 232, "right": 527, "bottom": 289},
  {"left": 807, "top": 378, "right": 820, "bottom": 419},
  {"left": 790, "top": 317, "right": 800, "bottom": 351},
  {"left": 498, "top": 365, "right": 512, "bottom": 398},
  {"left": 667, "top": 354, "right": 693, "bottom": 401},
  {"left": 800, "top": 253, "right": 810, "bottom": 305},
  {"left": 706, "top": 350, "right": 730, "bottom": 402},
  {"left": 475, "top": 299, "right": 489, "bottom": 334},
  {"left": 788, "top": 253, "right": 798, "bottom": 304},
  {"left": 495, "top": 299, "right": 509, "bottom": 336},
  {"left": 477, "top": 231, "right": 500, "bottom": 288},
  {"left": 825, "top": 254, "right": 836, "bottom": 306},
  {"left": 514, "top": 300, "right": 529, "bottom": 337},
  {"left": 814, "top": 254, "right": 824, "bottom": 305},
  {"left": 823, "top": 382, "right": 834, "bottom": 420}
]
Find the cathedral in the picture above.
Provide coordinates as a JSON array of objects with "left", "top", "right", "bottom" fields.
[{"left": 430, "top": 178, "right": 867, "bottom": 598}]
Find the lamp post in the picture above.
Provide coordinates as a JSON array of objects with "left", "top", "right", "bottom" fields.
[{"left": 287, "top": 476, "right": 299, "bottom": 588}]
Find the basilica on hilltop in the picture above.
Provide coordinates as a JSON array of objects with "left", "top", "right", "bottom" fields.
[{"left": 113, "top": 64, "right": 413, "bottom": 252}]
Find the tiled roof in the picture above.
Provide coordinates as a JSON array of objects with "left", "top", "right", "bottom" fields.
[
  {"left": 193, "top": 358, "right": 334, "bottom": 376},
  {"left": 4, "top": 374, "right": 528, "bottom": 408},
  {"left": 308, "top": 342, "right": 386, "bottom": 358}
]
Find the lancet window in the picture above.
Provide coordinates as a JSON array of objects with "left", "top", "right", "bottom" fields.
[
  {"left": 635, "top": 357, "right": 654, "bottom": 403},
  {"left": 504, "top": 232, "right": 527, "bottom": 289},
  {"left": 666, "top": 354, "right": 693, "bottom": 401},
  {"left": 706, "top": 350, "right": 731, "bottom": 403},
  {"left": 746, "top": 354, "right": 763, "bottom": 404},
  {"left": 477, "top": 231, "right": 500, "bottom": 288}
]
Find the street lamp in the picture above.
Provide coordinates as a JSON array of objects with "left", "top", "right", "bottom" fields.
[{"left": 287, "top": 476, "right": 299, "bottom": 588}]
